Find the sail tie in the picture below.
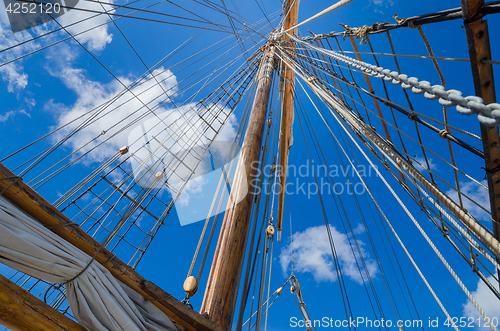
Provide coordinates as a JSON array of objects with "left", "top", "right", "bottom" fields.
[
  {"left": 481, "top": 164, "right": 500, "bottom": 179},
  {"left": 339, "top": 22, "right": 389, "bottom": 45}
]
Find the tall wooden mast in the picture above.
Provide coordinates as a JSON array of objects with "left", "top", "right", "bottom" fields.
[
  {"left": 276, "top": 0, "right": 299, "bottom": 240},
  {"left": 460, "top": 0, "right": 500, "bottom": 268},
  {"left": 200, "top": 46, "right": 276, "bottom": 330}
]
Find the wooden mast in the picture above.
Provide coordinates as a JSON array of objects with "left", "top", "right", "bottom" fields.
[
  {"left": 460, "top": 0, "right": 500, "bottom": 270},
  {"left": 0, "top": 274, "right": 88, "bottom": 331},
  {"left": 276, "top": 0, "right": 299, "bottom": 240},
  {"left": 200, "top": 46, "right": 276, "bottom": 330}
]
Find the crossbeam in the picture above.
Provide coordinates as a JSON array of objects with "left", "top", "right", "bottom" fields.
[
  {"left": 296, "top": 2, "right": 500, "bottom": 41},
  {"left": 0, "top": 273, "right": 88, "bottom": 331},
  {"left": 0, "top": 163, "right": 223, "bottom": 331}
]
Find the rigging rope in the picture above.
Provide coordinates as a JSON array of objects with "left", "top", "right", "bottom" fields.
[
  {"left": 277, "top": 51, "right": 500, "bottom": 313},
  {"left": 277, "top": 40, "right": 494, "bottom": 233},
  {"left": 280, "top": 0, "right": 356, "bottom": 35},
  {"left": 20, "top": 24, "right": 267, "bottom": 189},
  {"left": 294, "top": 2, "right": 500, "bottom": 42},
  {"left": 278, "top": 43, "right": 484, "bottom": 157},
  {"left": 294, "top": 86, "right": 398, "bottom": 324},
  {"left": 300, "top": 70, "right": 500, "bottom": 325},
  {"left": 340, "top": 118, "right": 498, "bottom": 331},
  {"left": 290, "top": 34, "right": 500, "bottom": 126},
  {"left": 303, "top": 84, "right": 458, "bottom": 331},
  {"left": 278, "top": 46, "right": 500, "bottom": 326},
  {"left": 309, "top": 79, "right": 500, "bottom": 262}
]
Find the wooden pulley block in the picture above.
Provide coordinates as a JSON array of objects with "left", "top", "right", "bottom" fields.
[
  {"left": 119, "top": 146, "right": 129, "bottom": 155},
  {"left": 266, "top": 225, "right": 275, "bottom": 236},
  {"left": 183, "top": 276, "right": 198, "bottom": 295}
]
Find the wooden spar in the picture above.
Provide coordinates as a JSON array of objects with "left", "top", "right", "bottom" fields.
[
  {"left": 200, "top": 46, "right": 276, "bottom": 330},
  {"left": 0, "top": 274, "right": 88, "bottom": 331},
  {"left": 0, "top": 163, "right": 223, "bottom": 331},
  {"left": 460, "top": 0, "right": 500, "bottom": 273},
  {"left": 276, "top": 0, "right": 299, "bottom": 241}
]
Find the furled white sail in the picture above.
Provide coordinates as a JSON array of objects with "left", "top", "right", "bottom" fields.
[{"left": 0, "top": 195, "right": 177, "bottom": 331}]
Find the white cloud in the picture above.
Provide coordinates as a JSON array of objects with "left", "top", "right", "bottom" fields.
[
  {"left": 0, "top": 0, "right": 114, "bottom": 96},
  {"left": 58, "top": 0, "right": 115, "bottom": 52},
  {"left": 369, "top": 0, "right": 394, "bottom": 14},
  {"left": 172, "top": 114, "right": 239, "bottom": 207},
  {"left": 0, "top": 63, "right": 28, "bottom": 92},
  {"left": 462, "top": 276, "right": 500, "bottom": 330},
  {"left": 414, "top": 156, "right": 436, "bottom": 173},
  {"left": 47, "top": 50, "right": 180, "bottom": 163},
  {"left": 0, "top": 110, "right": 16, "bottom": 122},
  {"left": 0, "top": 96, "right": 36, "bottom": 121},
  {"left": 352, "top": 223, "right": 365, "bottom": 235},
  {"left": 47, "top": 47, "right": 240, "bottom": 214},
  {"left": 177, "top": 176, "right": 208, "bottom": 207},
  {"left": 446, "top": 181, "right": 490, "bottom": 222},
  {"left": 371, "top": 0, "right": 394, "bottom": 6},
  {"left": 280, "top": 225, "right": 377, "bottom": 283},
  {"left": 0, "top": 9, "right": 42, "bottom": 93}
]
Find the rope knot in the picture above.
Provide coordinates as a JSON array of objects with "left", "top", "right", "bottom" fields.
[
  {"left": 393, "top": 13, "right": 403, "bottom": 24},
  {"left": 481, "top": 164, "right": 500, "bottom": 179},
  {"left": 407, "top": 112, "right": 418, "bottom": 121},
  {"left": 339, "top": 22, "right": 385, "bottom": 45},
  {"left": 438, "top": 129, "right": 451, "bottom": 139},
  {"left": 338, "top": 23, "right": 352, "bottom": 41},
  {"left": 408, "top": 20, "right": 420, "bottom": 29}
]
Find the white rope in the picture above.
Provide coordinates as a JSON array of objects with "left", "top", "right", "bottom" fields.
[
  {"left": 413, "top": 181, "right": 500, "bottom": 272},
  {"left": 299, "top": 72, "right": 500, "bottom": 260},
  {"left": 276, "top": 46, "right": 500, "bottom": 261},
  {"left": 368, "top": 160, "right": 496, "bottom": 331},
  {"left": 304, "top": 78, "right": 498, "bottom": 331},
  {"left": 291, "top": 35, "right": 500, "bottom": 126},
  {"left": 293, "top": 77, "right": 459, "bottom": 331},
  {"left": 280, "top": 0, "right": 355, "bottom": 35}
]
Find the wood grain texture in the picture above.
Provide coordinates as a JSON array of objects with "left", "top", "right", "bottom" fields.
[
  {"left": 0, "top": 274, "right": 87, "bottom": 331},
  {"left": 0, "top": 163, "right": 222, "bottom": 331},
  {"left": 460, "top": 0, "right": 500, "bottom": 264},
  {"left": 277, "top": 0, "right": 299, "bottom": 235},
  {"left": 200, "top": 46, "right": 276, "bottom": 330}
]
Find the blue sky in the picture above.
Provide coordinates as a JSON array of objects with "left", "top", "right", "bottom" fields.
[{"left": 1, "top": 0, "right": 500, "bottom": 330}]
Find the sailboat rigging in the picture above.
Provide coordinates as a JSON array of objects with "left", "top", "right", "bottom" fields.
[{"left": 0, "top": 0, "right": 500, "bottom": 330}]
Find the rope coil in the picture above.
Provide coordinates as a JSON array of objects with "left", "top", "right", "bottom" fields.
[
  {"left": 439, "top": 129, "right": 452, "bottom": 138},
  {"left": 339, "top": 22, "right": 388, "bottom": 45}
]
